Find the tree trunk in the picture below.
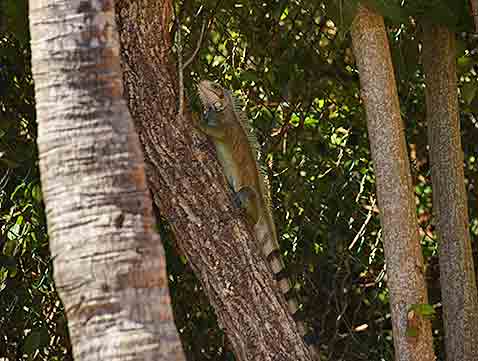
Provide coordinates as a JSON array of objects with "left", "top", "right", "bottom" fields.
[
  {"left": 422, "top": 23, "right": 478, "bottom": 361},
  {"left": 470, "top": 0, "right": 478, "bottom": 32},
  {"left": 114, "top": 0, "right": 314, "bottom": 360},
  {"left": 350, "top": 5, "right": 435, "bottom": 361},
  {"left": 29, "top": 1, "right": 185, "bottom": 360}
]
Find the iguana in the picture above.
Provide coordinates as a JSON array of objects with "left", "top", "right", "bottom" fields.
[{"left": 196, "top": 80, "right": 311, "bottom": 344}]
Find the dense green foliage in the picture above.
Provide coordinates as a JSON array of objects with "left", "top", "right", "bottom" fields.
[
  {"left": 175, "top": 1, "right": 478, "bottom": 360},
  {"left": 1, "top": 0, "right": 477, "bottom": 360}
]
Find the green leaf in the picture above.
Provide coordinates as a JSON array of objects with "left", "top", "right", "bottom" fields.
[
  {"left": 11, "top": 182, "right": 25, "bottom": 200},
  {"left": 462, "top": 82, "right": 477, "bottom": 105},
  {"left": 1, "top": 0, "right": 29, "bottom": 44},
  {"left": 239, "top": 70, "right": 259, "bottom": 83},
  {"left": 326, "top": 0, "right": 359, "bottom": 40},
  {"left": 403, "top": 0, "right": 473, "bottom": 31},
  {"left": 0, "top": 255, "right": 17, "bottom": 276},
  {"left": 365, "top": 0, "right": 407, "bottom": 23},
  {"left": 23, "top": 330, "right": 41, "bottom": 355},
  {"left": 0, "top": 157, "right": 20, "bottom": 168},
  {"left": 410, "top": 303, "right": 436, "bottom": 318},
  {"left": 7, "top": 223, "right": 21, "bottom": 241}
]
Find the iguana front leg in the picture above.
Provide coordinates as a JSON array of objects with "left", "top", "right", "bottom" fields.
[
  {"left": 197, "top": 107, "right": 260, "bottom": 222},
  {"left": 234, "top": 186, "right": 260, "bottom": 224},
  {"left": 196, "top": 109, "right": 257, "bottom": 221},
  {"left": 196, "top": 107, "right": 226, "bottom": 140}
]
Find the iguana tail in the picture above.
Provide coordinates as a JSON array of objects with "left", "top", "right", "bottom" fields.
[{"left": 258, "top": 220, "right": 316, "bottom": 350}]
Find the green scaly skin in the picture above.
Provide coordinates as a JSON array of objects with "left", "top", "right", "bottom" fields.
[{"left": 196, "top": 80, "right": 311, "bottom": 343}]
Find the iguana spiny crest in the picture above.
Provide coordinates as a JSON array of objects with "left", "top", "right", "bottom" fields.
[{"left": 196, "top": 80, "right": 309, "bottom": 340}]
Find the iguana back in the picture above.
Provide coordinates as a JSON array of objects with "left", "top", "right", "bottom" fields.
[{"left": 196, "top": 80, "right": 309, "bottom": 339}]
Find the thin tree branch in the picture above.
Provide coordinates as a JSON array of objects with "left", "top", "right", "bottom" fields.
[{"left": 183, "top": 19, "right": 207, "bottom": 70}]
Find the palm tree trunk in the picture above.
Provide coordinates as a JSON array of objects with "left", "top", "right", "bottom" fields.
[{"left": 29, "top": 1, "right": 185, "bottom": 360}]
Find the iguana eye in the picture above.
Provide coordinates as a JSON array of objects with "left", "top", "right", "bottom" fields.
[{"left": 213, "top": 101, "right": 224, "bottom": 111}]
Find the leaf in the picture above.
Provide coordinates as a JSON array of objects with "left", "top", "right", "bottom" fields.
[
  {"left": 23, "top": 330, "right": 41, "bottom": 355},
  {"left": 239, "top": 70, "right": 259, "bottom": 83},
  {"left": 0, "top": 157, "right": 19, "bottom": 168},
  {"left": 462, "top": 82, "right": 477, "bottom": 105},
  {"left": 457, "top": 55, "right": 474, "bottom": 75},
  {"left": 7, "top": 223, "right": 21, "bottom": 241},
  {"left": 364, "top": 0, "right": 407, "bottom": 23},
  {"left": 1, "top": 0, "right": 29, "bottom": 44},
  {"left": 403, "top": 0, "right": 473, "bottom": 31},
  {"left": 0, "top": 255, "right": 17, "bottom": 276},
  {"left": 10, "top": 182, "right": 25, "bottom": 200},
  {"left": 326, "top": 0, "right": 359, "bottom": 40},
  {"left": 272, "top": 0, "right": 288, "bottom": 20},
  {"left": 410, "top": 303, "right": 436, "bottom": 318}
]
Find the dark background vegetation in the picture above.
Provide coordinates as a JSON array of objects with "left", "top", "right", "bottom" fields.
[{"left": 1, "top": 0, "right": 477, "bottom": 360}]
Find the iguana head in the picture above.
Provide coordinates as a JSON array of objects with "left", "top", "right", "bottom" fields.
[{"left": 197, "top": 80, "right": 229, "bottom": 113}]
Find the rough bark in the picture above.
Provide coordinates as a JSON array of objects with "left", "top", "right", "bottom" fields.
[
  {"left": 29, "top": 1, "right": 185, "bottom": 360},
  {"left": 350, "top": 5, "right": 435, "bottom": 361},
  {"left": 470, "top": 0, "right": 478, "bottom": 32},
  {"left": 114, "top": 1, "right": 314, "bottom": 360},
  {"left": 422, "top": 24, "right": 478, "bottom": 361}
]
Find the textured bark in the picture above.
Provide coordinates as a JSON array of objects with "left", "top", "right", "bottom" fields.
[
  {"left": 350, "top": 5, "right": 435, "bottom": 361},
  {"left": 422, "top": 24, "right": 478, "bottom": 361},
  {"left": 114, "top": 1, "right": 314, "bottom": 360},
  {"left": 29, "top": 1, "right": 185, "bottom": 360},
  {"left": 470, "top": 0, "right": 478, "bottom": 32}
]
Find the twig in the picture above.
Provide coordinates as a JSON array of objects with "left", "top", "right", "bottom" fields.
[
  {"left": 183, "top": 19, "right": 207, "bottom": 70},
  {"left": 176, "top": 13, "right": 207, "bottom": 117},
  {"left": 349, "top": 197, "right": 376, "bottom": 250}
]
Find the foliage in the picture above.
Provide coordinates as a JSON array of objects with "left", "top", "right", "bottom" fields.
[
  {"left": 0, "top": 0, "right": 29, "bottom": 44},
  {"left": 171, "top": 1, "right": 478, "bottom": 360}
]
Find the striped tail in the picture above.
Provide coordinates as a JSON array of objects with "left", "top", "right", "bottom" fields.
[{"left": 258, "top": 222, "right": 316, "bottom": 349}]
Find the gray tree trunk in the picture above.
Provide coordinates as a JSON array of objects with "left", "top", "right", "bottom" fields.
[
  {"left": 29, "top": 1, "right": 185, "bottom": 360},
  {"left": 350, "top": 5, "right": 435, "bottom": 361},
  {"left": 422, "top": 23, "right": 478, "bottom": 361},
  {"left": 115, "top": 0, "right": 315, "bottom": 360}
]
